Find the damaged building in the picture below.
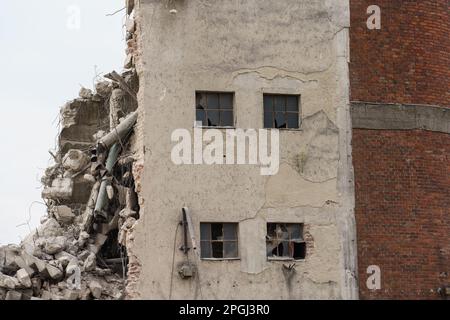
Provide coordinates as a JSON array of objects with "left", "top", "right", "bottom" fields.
[{"left": 1, "top": 0, "right": 449, "bottom": 300}]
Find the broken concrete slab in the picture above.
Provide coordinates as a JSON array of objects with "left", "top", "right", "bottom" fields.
[
  {"left": 0, "top": 272, "right": 20, "bottom": 290},
  {"left": 42, "top": 177, "right": 74, "bottom": 200},
  {"left": 0, "top": 245, "right": 22, "bottom": 274},
  {"left": 5, "top": 290, "right": 22, "bottom": 300},
  {"left": 43, "top": 236, "right": 67, "bottom": 255},
  {"left": 16, "top": 269, "right": 32, "bottom": 288},
  {"left": 45, "top": 264, "right": 63, "bottom": 280},
  {"left": 53, "top": 206, "right": 76, "bottom": 225}
]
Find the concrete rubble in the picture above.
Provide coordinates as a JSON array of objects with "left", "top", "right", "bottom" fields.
[
  {"left": 1, "top": 69, "right": 139, "bottom": 300},
  {"left": 1, "top": 1, "right": 140, "bottom": 301}
]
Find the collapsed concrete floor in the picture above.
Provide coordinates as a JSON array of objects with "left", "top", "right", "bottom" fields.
[{"left": 0, "top": 69, "right": 141, "bottom": 300}]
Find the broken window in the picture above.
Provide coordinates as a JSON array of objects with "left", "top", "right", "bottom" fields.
[
  {"left": 200, "top": 223, "right": 239, "bottom": 259},
  {"left": 266, "top": 223, "right": 306, "bottom": 260},
  {"left": 196, "top": 92, "right": 234, "bottom": 127},
  {"left": 263, "top": 94, "right": 300, "bottom": 129}
]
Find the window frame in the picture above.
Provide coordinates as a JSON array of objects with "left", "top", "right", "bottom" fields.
[
  {"left": 266, "top": 222, "right": 306, "bottom": 262},
  {"left": 262, "top": 93, "right": 301, "bottom": 130},
  {"left": 199, "top": 222, "right": 240, "bottom": 261},
  {"left": 195, "top": 91, "right": 236, "bottom": 129}
]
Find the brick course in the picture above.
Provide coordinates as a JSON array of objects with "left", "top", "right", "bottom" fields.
[
  {"left": 353, "top": 129, "right": 450, "bottom": 299},
  {"left": 350, "top": 0, "right": 450, "bottom": 107}
]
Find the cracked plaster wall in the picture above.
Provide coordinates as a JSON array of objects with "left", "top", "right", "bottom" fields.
[{"left": 131, "top": 0, "right": 356, "bottom": 299}]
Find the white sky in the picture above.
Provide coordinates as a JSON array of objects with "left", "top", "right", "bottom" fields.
[{"left": 0, "top": 0, "right": 125, "bottom": 245}]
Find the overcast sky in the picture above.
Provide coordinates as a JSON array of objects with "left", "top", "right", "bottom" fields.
[{"left": 0, "top": 0, "right": 125, "bottom": 245}]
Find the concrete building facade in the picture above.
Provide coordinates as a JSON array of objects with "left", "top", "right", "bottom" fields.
[{"left": 128, "top": 0, "right": 357, "bottom": 299}]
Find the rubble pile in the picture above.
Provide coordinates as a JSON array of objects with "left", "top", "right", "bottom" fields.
[{"left": 0, "top": 68, "right": 140, "bottom": 300}]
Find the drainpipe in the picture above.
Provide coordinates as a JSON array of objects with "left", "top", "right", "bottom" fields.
[
  {"left": 98, "top": 111, "right": 138, "bottom": 150},
  {"left": 94, "top": 143, "right": 120, "bottom": 218}
]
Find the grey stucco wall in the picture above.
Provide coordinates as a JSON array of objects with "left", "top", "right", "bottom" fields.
[{"left": 131, "top": 0, "right": 356, "bottom": 299}]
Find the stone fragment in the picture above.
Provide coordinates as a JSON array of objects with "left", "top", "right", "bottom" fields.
[
  {"left": 79, "top": 87, "right": 93, "bottom": 99},
  {"left": 46, "top": 264, "right": 63, "bottom": 280},
  {"left": 0, "top": 245, "right": 21, "bottom": 273},
  {"left": 83, "top": 253, "right": 96, "bottom": 272},
  {"left": 95, "top": 81, "right": 111, "bottom": 98},
  {"left": 41, "top": 290, "right": 51, "bottom": 300},
  {"left": 62, "top": 149, "right": 89, "bottom": 173},
  {"left": 124, "top": 53, "right": 133, "bottom": 69},
  {"left": 42, "top": 178, "right": 73, "bottom": 200},
  {"left": 43, "top": 236, "right": 66, "bottom": 255},
  {"left": 126, "top": 18, "right": 135, "bottom": 33},
  {"left": 88, "top": 280, "right": 102, "bottom": 299},
  {"left": 53, "top": 206, "right": 76, "bottom": 225},
  {"left": 77, "top": 231, "right": 90, "bottom": 247},
  {"left": 0, "top": 272, "right": 19, "bottom": 289},
  {"left": 21, "top": 252, "right": 47, "bottom": 274},
  {"left": 64, "top": 289, "right": 80, "bottom": 300},
  {"left": 5, "top": 290, "right": 22, "bottom": 300},
  {"left": 81, "top": 288, "right": 91, "bottom": 300},
  {"left": 16, "top": 268, "right": 32, "bottom": 288},
  {"left": 77, "top": 250, "right": 90, "bottom": 262}
]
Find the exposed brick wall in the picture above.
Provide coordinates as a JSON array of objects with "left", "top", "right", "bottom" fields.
[
  {"left": 353, "top": 129, "right": 450, "bottom": 299},
  {"left": 350, "top": 0, "right": 450, "bottom": 107}
]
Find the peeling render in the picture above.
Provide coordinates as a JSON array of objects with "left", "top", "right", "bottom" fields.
[{"left": 131, "top": 0, "right": 357, "bottom": 299}]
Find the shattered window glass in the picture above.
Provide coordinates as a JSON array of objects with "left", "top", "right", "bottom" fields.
[
  {"left": 200, "top": 223, "right": 239, "bottom": 259},
  {"left": 263, "top": 94, "right": 300, "bottom": 129},
  {"left": 266, "top": 223, "right": 306, "bottom": 260},
  {"left": 196, "top": 92, "right": 234, "bottom": 127}
]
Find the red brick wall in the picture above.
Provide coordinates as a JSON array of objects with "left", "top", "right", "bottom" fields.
[
  {"left": 353, "top": 129, "right": 450, "bottom": 299},
  {"left": 350, "top": 0, "right": 450, "bottom": 107}
]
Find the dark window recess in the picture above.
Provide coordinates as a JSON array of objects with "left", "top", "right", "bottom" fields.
[
  {"left": 266, "top": 223, "right": 306, "bottom": 260},
  {"left": 200, "top": 223, "right": 238, "bottom": 259},
  {"left": 196, "top": 92, "right": 234, "bottom": 127},
  {"left": 263, "top": 94, "right": 300, "bottom": 129}
]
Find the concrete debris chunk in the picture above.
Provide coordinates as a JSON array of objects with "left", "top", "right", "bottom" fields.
[
  {"left": 38, "top": 218, "right": 63, "bottom": 238},
  {"left": 95, "top": 81, "right": 112, "bottom": 98},
  {"left": 43, "top": 236, "right": 67, "bottom": 255},
  {"left": 46, "top": 263, "right": 63, "bottom": 280},
  {"left": 124, "top": 53, "right": 133, "bottom": 69},
  {"left": 5, "top": 290, "right": 22, "bottom": 300},
  {"left": 16, "top": 268, "right": 32, "bottom": 288},
  {"left": 0, "top": 272, "right": 20, "bottom": 290},
  {"left": 42, "top": 177, "right": 73, "bottom": 200},
  {"left": 62, "top": 149, "right": 89, "bottom": 173},
  {"left": 64, "top": 289, "right": 80, "bottom": 300},
  {"left": 79, "top": 87, "right": 93, "bottom": 99},
  {"left": 53, "top": 206, "right": 76, "bottom": 225},
  {"left": 126, "top": 18, "right": 136, "bottom": 33},
  {"left": 88, "top": 280, "right": 102, "bottom": 299},
  {"left": 83, "top": 253, "right": 96, "bottom": 272}
]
